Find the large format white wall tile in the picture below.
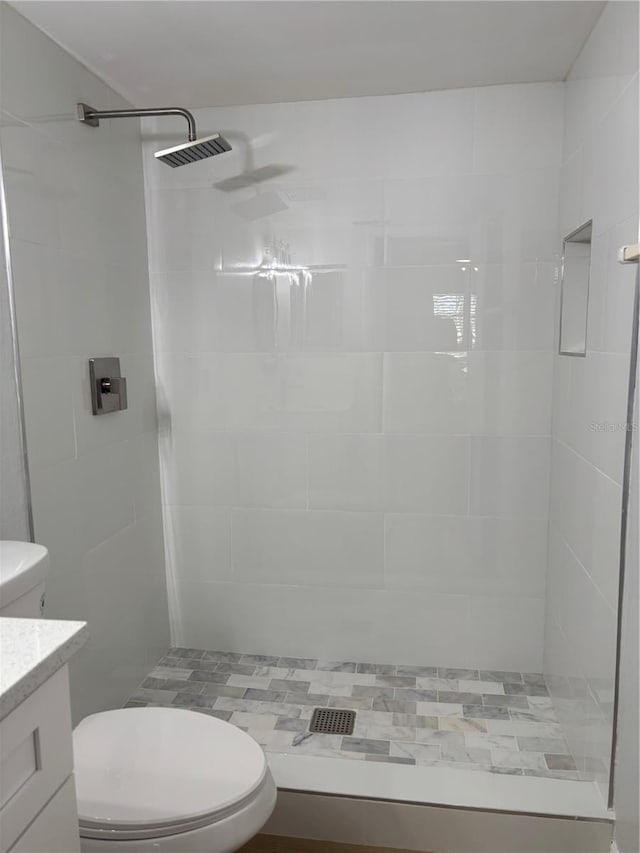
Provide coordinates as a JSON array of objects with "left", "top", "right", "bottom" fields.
[
  {"left": 364, "top": 266, "right": 468, "bottom": 352},
  {"left": 549, "top": 440, "right": 621, "bottom": 610},
  {"left": 309, "top": 434, "right": 472, "bottom": 514},
  {"left": 148, "top": 179, "right": 385, "bottom": 273},
  {"left": 470, "top": 263, "right": 558, "bottom": 352},
  {"left": 234, "top": 432, "right": 308, "bottom": 508},
  {"left": 146, "top": 81, "right": 563, "bottom": 670},
  {"left": 20, "top": 355, "right": 77, "bottom": 468},
  {"left": 156, "top": 353, "right": 249, "bottom": 433},
  {"left": 384, "top": 170, "right": 560, "bottom": 267},
  {"left": 161, "top": 353, "right": 383, "bottom": 433},
  {"left": 145, "top": 187, "right": 225, "bottom": 272},
  {"left": 57, "top": 182, "right": 147, "bottom": 270},
  {"left": 150, "top": 269, "right": 214, "bottom": 354},
  {"left": 128, "top": 432, "right": 163, "bottom": 521},
  {"left": 472, "top": 83, "right": 564, "bottom": 174},
  {"left": 173, "top": 580, "right": 380, "bottom": 660},
  {"left": 327, "top": 88, "right": 475, "bottom": 181},
  {"left": 470, "top": 436, "right": 550, "bottom": 518},
  {"left": 9, "top": 239, "right": 71, "bottom": 358},
  {"left": 383, "top": 353, "right": 469, "bottom": 434},
  {"left": 467, "top": 595, "right": 545, "bottom": 672},
  {"left": 29, "top": 444, "right": 137, "bottom": 556},
  {"left": 276, "top": 354, "right": 383, "bottom": 432},
  {"left": 309, "top": 434, "right": 384, "bottom": 511},
  {"left": 384, "top": 514, "right": 547, "bottom": 597},
  {"left": 564, "top": 351, "right": 630, "bottom": 482},
  {"left": 583, "top": 75, "right": 639, "bottom": 239},
  {"left": 155, "top": 267, "right": 369, "bottom": 356},
  {"left": 386, "top": 435, "right": 469, "bottom": 514},
  {"left": 467, "top": 351, "right": 553, "bottom": 436},
  {"left": 237, "top": 180, "right": 384, "bottom": 270},
  {"left": 563, "top": 2, "right": 639, "bottom": 160},
  {"left": 165, "top": 431, "right": 236, "bottom": 505},
  {"left": 11, "top": 234, "right": 154, "bottom": 361},
  {"left": 81, "top": 515, "right": 165, "bottom": 649},
  {"left": 232, "top": 509, "right": 384, "bottom": 588},
  {"left": 0, "top": 127, "right": 62, "bottom": 248},
  {"left": 558, "top": 148, "right": 584, "bottom": 237},
  {"left": 165, "top": 506, "right": 233, "bottom": 583},
  {"left": 174, "top": 579, "right": 483, "bottom": 667},
  {"left": 370, "top": 589, "right": 473, "bottom": 666},
  {"left": 292, "top": 269, "right": 366, "bottom": 352}
]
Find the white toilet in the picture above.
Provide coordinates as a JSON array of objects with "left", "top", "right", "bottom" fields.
[
  {"left": 74, "top": 707, "right": 277, "bottom": 852},
  {"left": 0, "top": 542, "right": 277, "bottom": 852}
]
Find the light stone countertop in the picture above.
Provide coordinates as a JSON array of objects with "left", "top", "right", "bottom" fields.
[{"left": 0, "top": 617, "right": 88, "bottom": 719}]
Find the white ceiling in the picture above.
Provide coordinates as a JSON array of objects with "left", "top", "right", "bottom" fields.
[{"left": 12, "top": 1, "right": 605, "bottom": 108}]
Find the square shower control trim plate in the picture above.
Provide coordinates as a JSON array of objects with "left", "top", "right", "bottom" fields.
[{"left": 89, "top": 356, "right": 128, "bottom": 415}]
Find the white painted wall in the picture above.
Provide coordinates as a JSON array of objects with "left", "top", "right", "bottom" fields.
[
  {"left": 544, "top": 0, "right": 639, "bottom": 801},
  {"left": 0, "top": 177, "right": 30, "bottom": 541},
  {"left": 0, "top": 5, "right": 170, "bottom": 721},
  {"left": 144, "top": 82, "right": 563, "bottom": 670}
]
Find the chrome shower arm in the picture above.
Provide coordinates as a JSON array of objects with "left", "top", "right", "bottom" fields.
[
  {"left": 77, "top": 103, "right": 198, "bottom": 141},
  {"left": 76, "top": 102, "right": 231, "bottom": 168}
]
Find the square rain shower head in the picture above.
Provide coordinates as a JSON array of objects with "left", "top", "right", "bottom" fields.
[{"left": 155, "top": 133, "right": 232, "bottom": 167}]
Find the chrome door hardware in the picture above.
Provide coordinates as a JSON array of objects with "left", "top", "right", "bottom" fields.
[{"left": 89, "top": 357, "right": 128, "bottom": 415}]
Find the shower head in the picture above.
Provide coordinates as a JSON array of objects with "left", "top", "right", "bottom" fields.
[
  {"left": 77, "top": 103, "right": 232, "bottom": 168},
  {"left": 154, "top": 133, "right": 232, "bottom": 168}
]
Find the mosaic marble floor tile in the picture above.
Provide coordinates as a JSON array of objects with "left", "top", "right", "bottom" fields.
[{"left": 124, "top": 648, "right": 584, "bottom": 780}]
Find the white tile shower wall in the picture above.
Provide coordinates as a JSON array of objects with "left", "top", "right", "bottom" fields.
[
  {"left": 0, "top": 5, "right": 170, "bottom": 721},
  {"left": 544, "top": 1, "right": 639, "bottom": 801},
  {"left": 143, "top": 82, "right": 564, "bottom": 671},
  {"left": 0, "top": 178, "right": 30, "bottom": 541}
]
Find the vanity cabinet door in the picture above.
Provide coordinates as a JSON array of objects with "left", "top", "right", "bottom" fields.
[
  {"left": 9, "top": 778, "right": 80, "bottom": 853},
  {"left": 0, "top": 667, "right": 75, "bottom": 853}
]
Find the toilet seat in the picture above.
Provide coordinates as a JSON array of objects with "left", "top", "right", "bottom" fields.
[{"left": 73, "top": 707, "right": 271, "bottom": 841}]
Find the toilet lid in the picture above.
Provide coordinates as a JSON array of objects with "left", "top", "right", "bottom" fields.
[{"left": 73, "top": 707, "right": 269, "bottom": 839}]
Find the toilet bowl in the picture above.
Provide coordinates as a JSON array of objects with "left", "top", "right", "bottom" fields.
[{"left": 73, "top": 706, "right": 277, "bottom": 852}]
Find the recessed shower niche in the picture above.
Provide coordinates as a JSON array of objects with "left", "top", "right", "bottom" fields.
[{"left": 559, "top": 220, "right": 592, "bottom": 356}]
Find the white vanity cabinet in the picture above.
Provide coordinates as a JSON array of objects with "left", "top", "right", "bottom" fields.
[
  {"left": 0, "top": 619, "right": 87, "bottom": 853},
  {"left": 1, "top": 667, "right": 78, "bottom": 853}
]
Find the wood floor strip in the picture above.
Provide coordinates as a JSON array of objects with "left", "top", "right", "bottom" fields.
[{"left": 239, "top": 835, "right": 423, "bottom": 853}]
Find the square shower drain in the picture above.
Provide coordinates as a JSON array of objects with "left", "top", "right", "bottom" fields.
[{"left": 309, "top": 707, "right": 356, "bottom": 735}]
